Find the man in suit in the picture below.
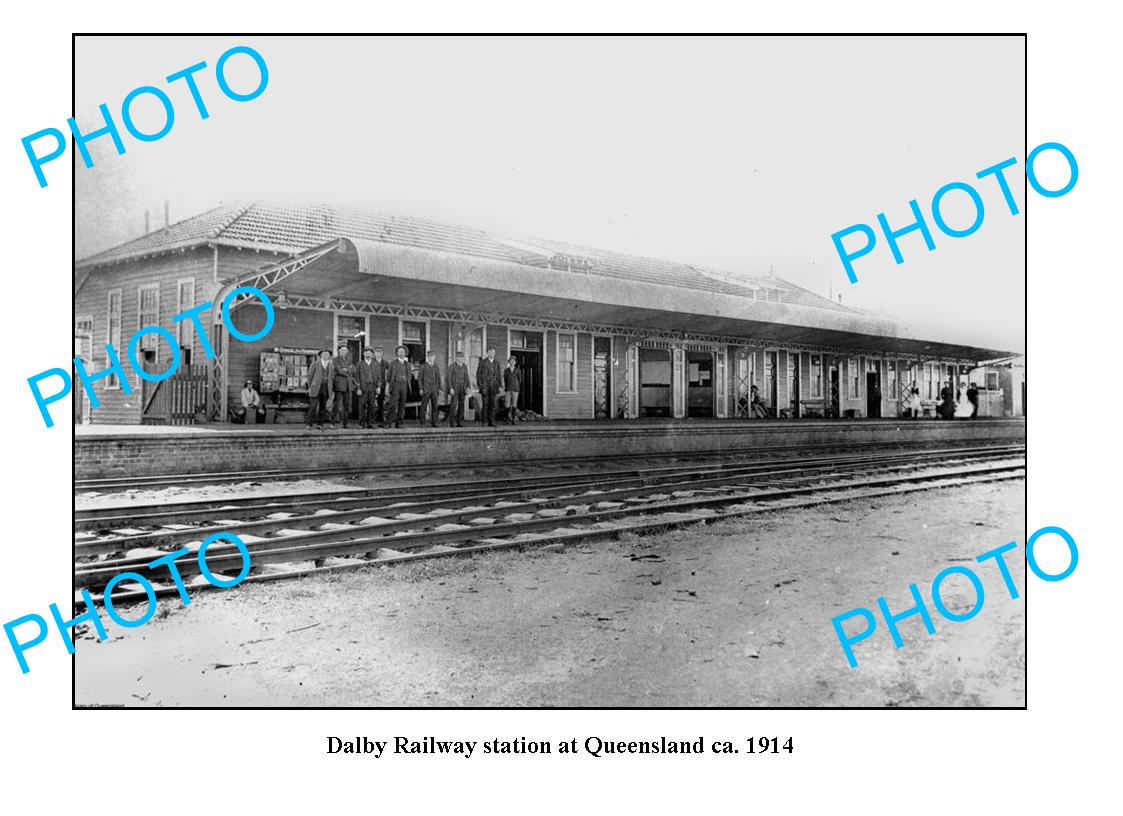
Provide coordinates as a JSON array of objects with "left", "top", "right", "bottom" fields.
[
  {"left": 331, "top": 344, "right": 360, "bottom": 428},
  {"left": 306, "top": 349, "right": 334, "bottom": 430},
  {"left": 386, "top": 345, "right": 411, "bottom": 429},
  {"left": 357, "top": 347, "right": 382, "bottom": 429},
  {"left": 371, "top": 346, "right": 391, "bottom": 426},
  {"left": 447, "top": 350, "right": 470, "bottom": 427},
  {"left": 418, "top": 350, "right": 442, "bottom": 427},
  {"left": 476, "top": 346, "right": 502, "bottom": 427},
  {"left": 503, "top": 356, "right": 521, "bottom": 424}
]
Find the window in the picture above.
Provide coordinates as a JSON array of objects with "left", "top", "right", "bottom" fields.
[
  {"left": 557, "top": 333, "right": 577, "bottom": 392},
  {"left": 510, "top": 330, "right": 542, "bottom": 350},
  {"left": 811, "top": 355, "right": 823, "bottom": 398},
  {"left": 75, "top": 316, "right": 93, "bottom": 363},
  {"left": 848, "top": 357, "right": 860, "bottom": 399},
  {"left": 465, "top": 327, "right": 484, "bottom": 388},
  {"left": 400, "top": 320, "right": 427, "bottom": 364},
  {"left": 927, "top": 364, "right": 939, "bottom": 399},
  {"left": 106, "top": 290, "right": 122, "bottom": 389},
  {"left": 888, "top": 361, "right": 898, "bottom": 399},
  {"left": 339, "top": 315, "right": 366, "bottom": 340},
  {"left": 137, "top": 284, "right": 160, "bottom": 365},
  {"left": 176, "top": 279, "right": 195, "bottom": 364},
  {"left": 986, "top": 371, "right": 999, "bottom": 391}
]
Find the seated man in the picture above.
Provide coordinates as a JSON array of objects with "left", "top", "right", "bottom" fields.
[
  {"left": 750, "top": 385, "right": 769, "bottom": 419},
  {"left": 235, "top": 379, "right": 267, "bottom": 424}
]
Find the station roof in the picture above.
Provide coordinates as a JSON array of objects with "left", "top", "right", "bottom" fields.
[
  {"left": 77, "top": 202, "right": 864, "bottom": 311},
  {"left": 80, "top": 202, "right": 1016, "bottom": 361}
]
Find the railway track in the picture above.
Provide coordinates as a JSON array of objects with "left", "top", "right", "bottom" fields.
[
  {"left": 75, "top": 438, "right": 1019, "bottom": 493},
  {"left": 76, "top": 443, "right": 1025, "bottom": 603}
]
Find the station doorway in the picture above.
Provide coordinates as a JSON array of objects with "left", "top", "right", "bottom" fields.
[
  {"left": 511, "top": 349, "right": 543, "bottom": 414},
  {"left": 866, "top": 371, "right": 882, "bottom": 418},
  {"left": 638, "top": 347, "right": 672, "bottom": 417},
  {"left": 686, "top": 351, "right": 714, "bottom": 418},
  {"left": 788, "top": 353, "right": 801, "bottom": 418},
  {"left": 593, "top": 337, "right": 612, "bottom": 419},
  {"left": 509, "top": 330, "right": 543, "bottom": 414},
  {"left": 332, "top": 314, "right": 369, "bottom": 422},
  {"left": 764, "top": 351, "right": 778, "bottom": 412}
]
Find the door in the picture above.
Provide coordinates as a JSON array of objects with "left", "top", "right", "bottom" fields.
[
  {"left": 788, "top": 353, "right": 801, "bottom": 418},
  {"left": 686, "top": 351, "right": 714, "bottom": 418},
  {"left": 829, "top": 365, "right": 840, "bottom": 418},
  {"left": 339, "top": 334, "right": 361, "bottom": 422},
  {"left": 511, "top": 349, "right": 543, "bottom": 414},
  {"left": 338, "top": 315, "right": 368, "bottom": 422},
  {"left": 593, "top": 336, "right": 612, "bottom": 419},
  {"left": 866, "top": 371, "right": 882, "bottom": 418},
  {"left": 638, "top": 347, "right": 672, "bottom": 417},
  {"left": 765, "top": 351, "right": 778, "bottom": 412}
]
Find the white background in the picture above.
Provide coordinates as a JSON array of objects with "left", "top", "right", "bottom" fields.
[{"left": 0, "top": 1, "right": 1116, "bottom": 812}]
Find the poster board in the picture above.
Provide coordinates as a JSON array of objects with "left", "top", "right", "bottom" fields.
[{"left": 260, "top": 347, "right": 319, "bottom": 394}]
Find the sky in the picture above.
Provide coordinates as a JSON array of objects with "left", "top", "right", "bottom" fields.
[{"left": 74, "top": 35, "right": 1026, "bottom": 351}]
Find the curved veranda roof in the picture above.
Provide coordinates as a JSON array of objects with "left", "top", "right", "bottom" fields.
[{"left": 216, "top": 236, "right": 1012, "bottom": 362}]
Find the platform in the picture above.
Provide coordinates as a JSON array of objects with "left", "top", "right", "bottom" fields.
[{"left": 74, "top": 418, "right": 1027, "bottom": 481}]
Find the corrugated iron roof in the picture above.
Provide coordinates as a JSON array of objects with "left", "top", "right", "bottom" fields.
[{"left": 77, "top": 201, "right": 860, "bottom": 313}]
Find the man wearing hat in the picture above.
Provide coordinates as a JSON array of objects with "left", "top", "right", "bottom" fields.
[
  {"left": 476, "top": 346, "right": 502, "bottom": 427},
  {"left": 447, "top": 350, "right": 470, "bottom": 428},
  {"left": 331, "top": 343, "right": 361, "bottom": 429},
  {"left": 386, "top": 345, "right": 412, "bottom": 428},
  {"left": 237, "top": 379, "right": 266, "bottom": 424},
  {"left": 417, "top": 350, "right": 442, "bottom": 427},
  {"left": 306, "top": 348, "right": 335, "bottom": 430},
  {"left": 357, "top": 347, "right": 384, "bottom": 429},
  {"left": 371, "top": 346, "right": 391, "bottom": 426}
]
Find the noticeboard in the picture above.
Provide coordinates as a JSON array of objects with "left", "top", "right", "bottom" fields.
[{"left": 260, "top": 349, "right": 317, "bottom": 393}]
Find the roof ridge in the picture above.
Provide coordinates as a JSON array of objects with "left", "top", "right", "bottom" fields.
[
  {"left": 213, "top": 200, "right": 256, "bottom": 238},
  {"left": 76, "top": 201, "right": 247, "bottom": 265}
]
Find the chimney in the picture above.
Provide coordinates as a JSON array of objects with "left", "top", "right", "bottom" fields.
[
  {"left": 164, "top": 200, "right": 170, "bottom": 228},
  {"left": 144, "top": 210, "right": 150, "bottom": 234}
]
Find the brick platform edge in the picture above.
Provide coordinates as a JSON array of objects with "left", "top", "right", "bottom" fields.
[{"left": 74, "top": 419, "right": 1027, "bottom": 481}]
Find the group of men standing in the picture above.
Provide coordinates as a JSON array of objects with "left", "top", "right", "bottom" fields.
[{"left": 305, "top": 344, "right": 523, "bottom": 430}]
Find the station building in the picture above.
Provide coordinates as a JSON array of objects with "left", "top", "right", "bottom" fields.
[{"left": 73, "top": 202, "right": 1021, "bottom": 426}]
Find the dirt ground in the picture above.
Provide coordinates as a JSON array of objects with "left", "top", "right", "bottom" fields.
[{"left": 75, "top": 481, "right": 1025, "bottom": 707}]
